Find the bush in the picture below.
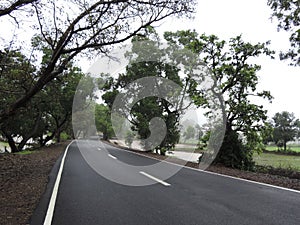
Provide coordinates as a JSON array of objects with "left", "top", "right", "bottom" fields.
[
  {"left": 214, "top": 130, "right": 255, "bottom": 170},
  {"left": 60, "top": 132, "right": 70, "bottom": 141}
]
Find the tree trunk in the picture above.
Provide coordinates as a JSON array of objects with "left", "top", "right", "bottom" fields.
[
  {"left": 103, "top": 132, "right": 108, "bottom": 141},
  {"left": 283, "top": 141, "right": 287, "bottom": 151},
  {"left": 56, "top": 129, "right": 61, "bottom": 143},
  {"left": 18, "top": 136, "right": 31, "bottom": 151},
  {"left": 40, "top": 132, "right": 56, "bottom": 147},
  {"left": 5, "top": 133, "right": 18, "bottom": 153}
]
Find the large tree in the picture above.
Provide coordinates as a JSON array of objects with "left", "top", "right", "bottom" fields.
[
  {"left": 0, "top": 0, "right": 37, "bottom": 17},
  {"left": 272, "top": 111, "right": 299, "bottom": 151},
  {"left": 164, "top": 31, "right": 274, "bottom": 169},
  {"left": 102, "top": 35, "right": 182, "bottom": 153},
  {"left": 268, "top": 0, "right": 300, "bottom": 66},
  {"left": 101, "top": 28, "right": 206, "bottom": 154},
  {"left": 0, "top": 49, "right": 84, "bottom": 152},
  {"left": 0, "top": 0, "right": 196, "bottom": 124}
]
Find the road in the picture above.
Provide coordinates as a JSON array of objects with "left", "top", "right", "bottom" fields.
[{"left": 31, "top": 140, "right": 300, "bottom": 225}]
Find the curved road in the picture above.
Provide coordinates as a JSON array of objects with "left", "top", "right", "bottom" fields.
[{"left": 31, "top": 140, "right": 300, "bottom": 225}]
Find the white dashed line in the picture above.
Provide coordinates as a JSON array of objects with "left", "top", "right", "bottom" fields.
[
  {"left": 139, "top": 171, "right": 171, "bottom": 186},
  {"left": 107, "top": 143, "right": 300, "bottom": 194},
  {"left": 108, "top": 154, "right": 117, "bottom": 159}
]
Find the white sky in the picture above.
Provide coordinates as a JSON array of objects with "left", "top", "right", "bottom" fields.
[
  {"left": 154, "top": 0, "right": 300, "bottom": 120},
  {"left": 1, "top": 0, "right": 299, "bottom": 120}
]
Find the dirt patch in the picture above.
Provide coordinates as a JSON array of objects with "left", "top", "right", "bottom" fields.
[{"left": 0, "top": 141, "right": 69, "bottom": 225}]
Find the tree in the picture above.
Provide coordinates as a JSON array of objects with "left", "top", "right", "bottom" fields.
[
  {"left": 38, "top": 66, "right": 84, "bottom": 145},
  {"left": 0, "top": 0, "right": 37, "bottom": 17},
  {"left": 164, "top": 30, "right": 274, "bottom": 169},
  {"left": 0, "top": 0, "right": 196, "bottom": 124},
  {"left": 272, "top": 111, "right": 299, "bottom": 151},
  {"left": 95, "top": 104, "right": 114, "bottom": 140},
  {"left": 0, "top": 49, "right": 39, "bottom": 152},
  {"left": 268, "top": 0, "right": 300, "bottom": 66},
  {"left": 102, "top": 28, "right": 204, "bottom": 154},
  {"left": 0, "top": 49, "right": 84, "bottom": 152},
  {"left": 102, "top": 46, "right": 181, "bottom": 153},
  {"left": 184, "top": 125, "right": 196, "bottom": 141}
]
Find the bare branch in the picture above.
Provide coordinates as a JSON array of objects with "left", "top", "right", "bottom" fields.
[{"left": 0, "top": 0, "right": 38, "bottom": 17}]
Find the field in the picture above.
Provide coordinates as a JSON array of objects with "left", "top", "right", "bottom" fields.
[
  {"left": 0, "top": 141, "right": 9, "bottom": 152},
  {"left": 253, "top": 152, "right": 300, "bottom": 171},
  {"left": 265, "top": 145, "right": 300, "bottom": 153}
]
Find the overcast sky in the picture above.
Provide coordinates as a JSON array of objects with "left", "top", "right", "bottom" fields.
[
  {"left": 1, "top": 0, "right": 299, "bottom": 120},
  {"left": 154, "top": 0, "right": 300, "bottom": 120}
]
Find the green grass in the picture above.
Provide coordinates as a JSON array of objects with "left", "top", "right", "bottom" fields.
[
  {"left": 0, "top": 141, "right": 9, "bottom": 147},
  {"left": 265, "top": 145, "right": 300, "bottom": 153},
  {"left": 15, "top": 150, "right": 35, "bottom": 155},
  {"left": 253, "top": 152, "right": 300, "bottom": 171}
]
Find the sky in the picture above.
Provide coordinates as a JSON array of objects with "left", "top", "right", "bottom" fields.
[
  {"left": 153, "top": 0, "right": 300, "bottom": 120},
  {"left": 1, "top": 0, "right": 299, "bottom": 120}
]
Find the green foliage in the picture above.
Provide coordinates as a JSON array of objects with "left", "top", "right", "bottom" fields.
[
  {"left": 271, "top": 111, "right": 299, "bottom": 151},
  {"left": 183, "top": 125, "right": 196, "bottom": 141},
  {"left": 164, "top": 30, "right": 274, "bottom": 168},
  {"left": 0, "top": 49, "right": 83, "bottom": 152},
  {"left": 60, "top": 132, "right": 70, "bottom": 141},
  {"left": 215, "top": 130, "right": 255, "bottom": 170},
  {"left": 268, "top": 0, "right": 300, "bottom": 65},
  {"left": 0, "top": 0, "right": 196, "bottom": 124},
  {"left": 95, "top": 104, "right": 114, "bottom": 140},
  {"left": 0, "top": 49, "right": 37, "bottom": 109},
  {"left": 197, "top": 131, "right": 210, "bottom": 151},
  {"left": 102, "top": 29, "right": 197, "bottom": 154}
]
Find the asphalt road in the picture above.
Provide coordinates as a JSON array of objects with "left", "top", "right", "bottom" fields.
[{"left": 31, "top": 140, "right": 300, "bottom": 225}]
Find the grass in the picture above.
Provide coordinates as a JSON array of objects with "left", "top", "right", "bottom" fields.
[
  {"left": 253, "top": 152, "right": 300, "bottom": 171},
  {"left": 0, "top": 141, "right": 9, "bottom": 147},
  {"left": 15, "top": 150, "right": 35, "bottom": 155},
  {"left": 265, "top": 145, "right": 300, "bottom": 153}
]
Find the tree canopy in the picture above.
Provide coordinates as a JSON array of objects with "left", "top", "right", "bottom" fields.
[
  {"left": 0, "top": 0, "right": 196, "bottom": 124},
  {"left": 272, "top": 111, "right": 299, "bottom": 151},
  {"left": 268, "top": 0, "right": 300, "bottom": 65},
  {"left": 0, "top": 48, "right": 84, "bottom": 152},
  {"left": 164, "top": 30, "right": 274, "bottom": 169},
  {"left": 95, "top": 104, "right": 114, "bottom": 140}
]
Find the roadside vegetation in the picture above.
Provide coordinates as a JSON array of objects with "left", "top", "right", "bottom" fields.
[
  {"left": 253, "top": 152, "right": 300, "bottom": 171},
  {"left": 265, "top": 145, "right": 300, "bottom": 153}
]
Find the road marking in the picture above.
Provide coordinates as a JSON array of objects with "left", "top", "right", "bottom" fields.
[
  {"left": 108, "top": 154, "right": 117, "bottom": 159},
  {"left": 139, "top": 171, "right": 171, "bottom": 186},
  {"left": 102, "top": 142, "right": 300, "bottom": 194},
  {"left": 43, "top": 141, "right": 73, "bottom": 225},
  {"left": 98, "top": 148, "right": 101, "bottom": 151}
]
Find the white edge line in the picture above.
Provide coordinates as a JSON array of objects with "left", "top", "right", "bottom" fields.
[
  {"left": 108, "top": 154, "right": 117, "bottom": 159},
  {"left": 104, "top": 142, "right": 300, "bottom": 194},
  {"left": 43, "top": 141, "right": 74, "bottom": 225},
  {"left": 139, "top": 171, "right": 171, "bottom": 186}
]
